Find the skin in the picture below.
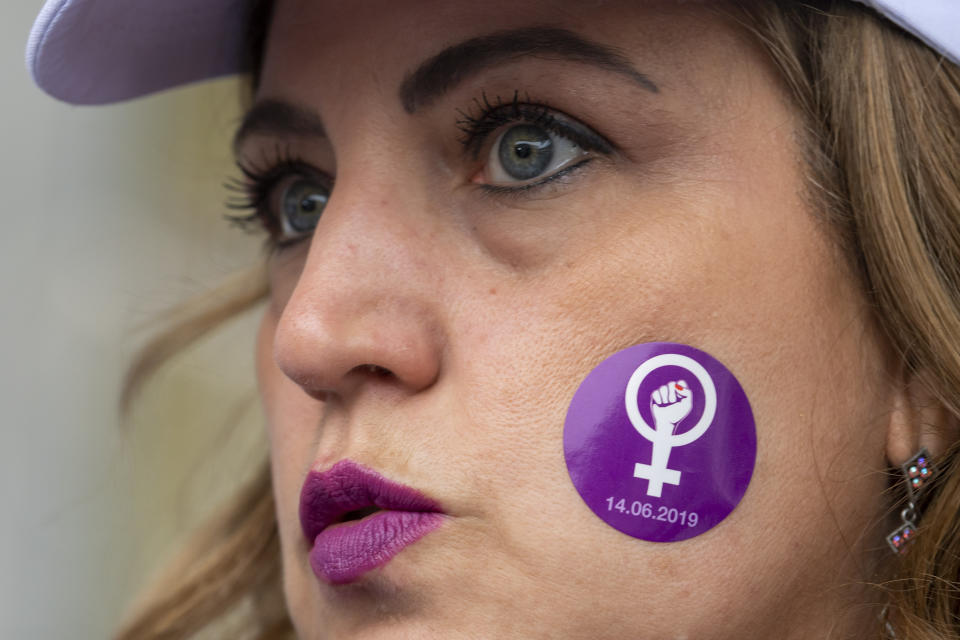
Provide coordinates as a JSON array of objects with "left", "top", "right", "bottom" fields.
[{"left": 245, "top": 1, "right": 904, "bottom": 637}]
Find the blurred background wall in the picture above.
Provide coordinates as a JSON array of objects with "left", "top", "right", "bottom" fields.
[{"left": 2, "top": 3, "right": 268, "bottom": 637}]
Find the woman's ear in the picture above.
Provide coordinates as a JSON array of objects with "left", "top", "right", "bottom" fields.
[{"left": 886, "top": 366, "right": 960, "bottom": 466}]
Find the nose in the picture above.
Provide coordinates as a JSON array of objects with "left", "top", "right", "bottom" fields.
[{"left": 271, "top": 183, "right": 444, "bottom": 401}]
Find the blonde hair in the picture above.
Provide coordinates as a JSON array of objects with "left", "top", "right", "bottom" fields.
[
  {"left": 115, "top": 2, "right": 960, "bottom": 637},
  {"left": 734, "top": 3, "right": 960, "bottom": 638}
]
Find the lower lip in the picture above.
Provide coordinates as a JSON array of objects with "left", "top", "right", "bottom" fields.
[{"left": 309, "top": 510, "right": 444, "bottom": 584}]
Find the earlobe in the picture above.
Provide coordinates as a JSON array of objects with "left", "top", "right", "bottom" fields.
[{"left": 886, "top": 367, "right": 960, "bottom": 466}]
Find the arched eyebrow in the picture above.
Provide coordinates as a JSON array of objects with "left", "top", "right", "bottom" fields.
[
  {"left": 234, "top": 27, "right": 658, "bottom": 150},
  {"left": 399, "top": 26, "right": 658, "bottom": 113}
]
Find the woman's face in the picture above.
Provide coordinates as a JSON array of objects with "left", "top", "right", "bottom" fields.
[{"left": 247, "top": 1, "right": 895, "bottom": 637}]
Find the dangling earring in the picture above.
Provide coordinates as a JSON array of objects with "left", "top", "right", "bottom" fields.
[
  {"left": 886, "top": 448, "right": 937, "bottom": 554},
  {"left": 879, "top": 604, "right": 898, "bottom": 640}
]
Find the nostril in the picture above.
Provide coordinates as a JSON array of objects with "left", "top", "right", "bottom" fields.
[{"left": 355, "top": 364, "right": 393, "bottom": 377}]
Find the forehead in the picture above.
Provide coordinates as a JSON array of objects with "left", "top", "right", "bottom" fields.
[{"left": 257, "top": 0, "right": 756, "bottom": 106}]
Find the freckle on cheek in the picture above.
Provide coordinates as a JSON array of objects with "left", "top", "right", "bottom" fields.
[{"left": 489, "top": 288, "right": 497, "bottom": 295}]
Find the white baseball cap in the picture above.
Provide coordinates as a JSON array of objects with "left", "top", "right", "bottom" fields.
[{"left": 25, "top": 0, "right": 960, "bottom": 105}]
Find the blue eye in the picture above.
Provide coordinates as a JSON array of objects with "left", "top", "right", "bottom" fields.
[
  {"left": 278, "top": 178, "right": 329, "bottom": 240},
  {"left": 226, "top": 154, "right": 334, "bottom": 249},
  {"left": 497, "top": 124, "right": 555, "bottom": 180},
  {"left": 486, "top": 123, "right": 587, "bottom": 185}
]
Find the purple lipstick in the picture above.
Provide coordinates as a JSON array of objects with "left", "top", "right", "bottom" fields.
[{"left": 299, "top": 459, "right": 444, "bottom": 584}]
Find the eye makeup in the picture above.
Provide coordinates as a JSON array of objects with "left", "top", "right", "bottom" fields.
[
  {"left": 455, "top": 90, "right": 614, "bottom": 159},
  {"left": 225, "top": 88, "right": 619, "bottom": 246}
]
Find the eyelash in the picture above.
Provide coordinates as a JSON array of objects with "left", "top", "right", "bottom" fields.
[
  {"left": 455, "top": 90, "right": 612, "bottom": 162},
  {"left": 224, "top": 145, "right": 318, "bottom": 249},
  {"left": 225, "top": 91, "right": 614, "bottom": 245}
]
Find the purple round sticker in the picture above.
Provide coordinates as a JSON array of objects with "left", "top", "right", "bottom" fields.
[{"left": 564, "top": 342, "right": 756, "bottom": 543}]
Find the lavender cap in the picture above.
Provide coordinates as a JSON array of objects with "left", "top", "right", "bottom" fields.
[
  {"left": 26, "top": 0, "right": 253, "bottom": 105},
  {"left": 25, "top": 0, "right": 960, "bottom": 105}
]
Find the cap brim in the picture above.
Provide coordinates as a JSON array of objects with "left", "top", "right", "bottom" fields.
[
  {"left": 27, "top": 0, "right": 960, "bottom": 106},
  {"left": 26, "top": 0, "right": 252, "bottom": 105},
  {"left": 855, "top": 0, "right": 960, "bottom": 67}
]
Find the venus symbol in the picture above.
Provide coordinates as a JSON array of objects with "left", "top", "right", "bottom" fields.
[{"left": 625, "top": 354, "right": 717, "bottom": 498}]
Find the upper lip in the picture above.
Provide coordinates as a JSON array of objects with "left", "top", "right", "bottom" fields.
[{"left": 299, "top": 459, "right": 444, "bottom": 542}]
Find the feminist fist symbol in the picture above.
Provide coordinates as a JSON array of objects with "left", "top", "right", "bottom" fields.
[
  {"left": 626, "top": 354, "right": 717, "bottom": 498},
  {"left": 650, "top": 380, "right": 692, "bottom": 433}
]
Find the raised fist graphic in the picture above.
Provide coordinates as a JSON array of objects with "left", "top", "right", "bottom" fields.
[{"left": 650, "top": 379, "right": 692, "bottom": 432}]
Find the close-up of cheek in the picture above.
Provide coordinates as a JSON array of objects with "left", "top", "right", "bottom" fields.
[{"left": 254, "top": 145, "right": 883, "bottom": 638}]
